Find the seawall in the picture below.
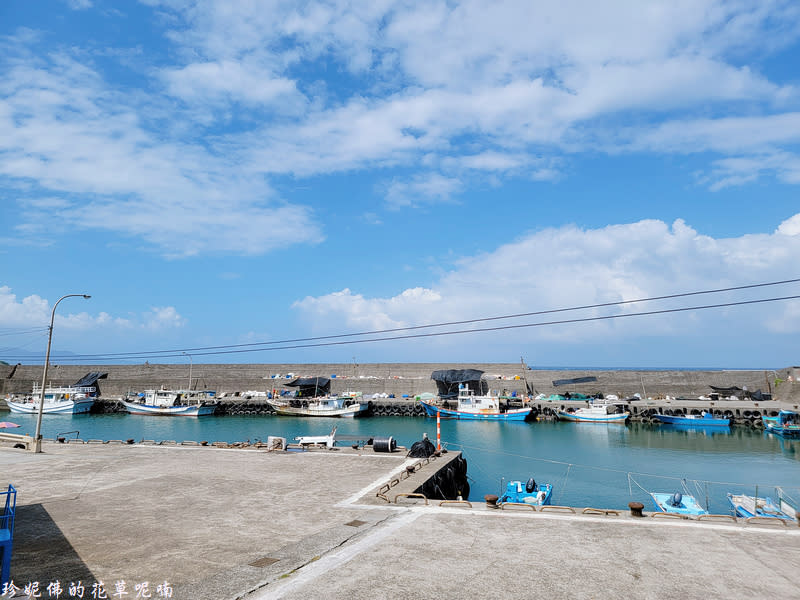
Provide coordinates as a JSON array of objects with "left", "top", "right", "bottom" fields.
[{"left": 2, "top": 362, "right": 798, "bottom": 400}]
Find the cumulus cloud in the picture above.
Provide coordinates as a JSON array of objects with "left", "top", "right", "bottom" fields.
[
  {"left": 0, "top": 287, "right": 185, "bottom": 336},
  {"left": 0, "top": 52, "right": 322, "bottom": 256},
  {"left": 3, "top": 0, "right": 800, "bottom": 262},
  {"left": 777, "top": 214, "right": 800, "bottom": 236},
  {"left": 293, "top": 218, "right": 800, "bottom": 348},
  {"left": 162, "top": 60, "right": 300, "bottom": 106},
  {"left": 383, "top": 173, "right": 462, "bottom": 209}
]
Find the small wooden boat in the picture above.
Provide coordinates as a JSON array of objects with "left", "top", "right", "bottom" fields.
[
  {"left": 653, "top": 412, "right": 730, "bottom": 427},
  {"left": 727, "top": 493, "right": 795, "bottom": 521},
  {"left": 498, "top": 478, "right": 553, "bottom": 507},
  {"left": 651, "top": 492, "right": 708, "bottom": 516}
]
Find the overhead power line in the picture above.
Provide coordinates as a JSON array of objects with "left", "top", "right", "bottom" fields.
[
  {"left": 38, "top": 277, "right": 800, "bottom": 362},
  {"left": 41, "top": 291, "right": 800, "bottom": 362}
]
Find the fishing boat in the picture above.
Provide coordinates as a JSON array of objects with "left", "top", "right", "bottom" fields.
[
  {"left": 727, "top": 493, "right": 795, "bottom": 521},
  {"left": 556, "top": 401, "right": 629, "bottom": 423},
  {"left": 763, "top": 410, "right": 800, "bottom": 437},
  {"left": 418, "top": 385, "right": 531, "bottom": 421},
  {"left": 498, "top": 478, "right": 553, "bottom": 507},
  {"left": 6, "top": 384, "right": 96, "bottom": 414},
  {"left": 651, "top": 491, "right": 708, "bottom": 516},
  {"left": 267, "top": 392, "right": 369, "bottom": 418},
  {"left": 121, "top": 388, "right": 218, "bottom": 416},
  {"left": 652, "top": 412, "right": 730, "bottom": 427}
]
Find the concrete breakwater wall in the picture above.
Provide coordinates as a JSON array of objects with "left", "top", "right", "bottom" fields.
[{"left": 3, "top": 362, "right": 798, "bottom": 400}]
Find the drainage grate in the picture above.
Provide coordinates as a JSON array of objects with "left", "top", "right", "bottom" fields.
[
  {"left": 249, "top": 557, "right": 280, "bottom": 568},
  {"left": 345, "top": 519, "right": 367, "bottom": 528}
]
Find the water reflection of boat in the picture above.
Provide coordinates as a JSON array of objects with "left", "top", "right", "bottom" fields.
[
  {"left": 651, "top": 492, "right": 708, "bottom": 516},
  {"left": 658, "top": 423, "right": 732, "bottom": 436}
]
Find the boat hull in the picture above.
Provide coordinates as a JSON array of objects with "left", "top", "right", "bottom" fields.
[
  {"left": 727, "top": 493, "right": 794, "bottom": 520},
  {"left": 121, "top": 399, "right": 217, "bottom": 416},
  {"left": 556, "top": 410, "right": 629, "bottom": 423},
  {"left": 419, "top": 400, "right": 531, "bottom": 421},
  {"left": 268, "top": 402, "right": 369, "bottom": 418},
  {"left": 6, "top": 398, "right": 94, "bottom": 414},
  {"left": 765, "top": 423, "right": 800, "bottom": 437},
  {"left": 653, "top": 414, "right": 730, "bottom": 427}
]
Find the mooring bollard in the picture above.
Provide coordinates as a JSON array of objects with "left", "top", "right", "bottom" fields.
[
  {"left": 628, "top": 501, "right": 644, "bottom": 517},
  {"left": 485, "top": 494, "right": 499, "bottom": 508}
]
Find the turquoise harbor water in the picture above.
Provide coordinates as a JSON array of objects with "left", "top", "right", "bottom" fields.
[{"left": 5, "top": 412, "right": 800, "bottom": 514}]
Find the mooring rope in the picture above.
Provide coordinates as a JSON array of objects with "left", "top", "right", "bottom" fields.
[{"left": 445, "top": 439, "right": 800, "bottom": 490}]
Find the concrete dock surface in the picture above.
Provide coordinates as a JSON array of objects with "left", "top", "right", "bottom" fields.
[{"left": 2, "top": 443, "right": 798, "bottom": 599}]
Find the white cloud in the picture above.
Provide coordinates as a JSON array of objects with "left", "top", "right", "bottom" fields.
[
  {"left": 777, "top": 214, "right": 800, "bottom": 236},
  {"left": 293, "top": 217, "right": 800, "bottom": 344},
  {"left": 383, "top": 173, "right": 462, "bottom": 209},
  {"left": 0, "top": 52, "right": 323, "bottom": 256},
  {"left": 162, "top": 60, "right": 300, "bottom": 106},
  {"left": 65, "top": 0, "right": 92, "bottom": 10},
  {"left": 143, "top": 306, "right": 186, "bottom": 330},
  {"left": 3, "top": 0, "right": 800, "bottom": 258},
  {"left": 0, "top": 287, "right": 185, "bottom": 333}
]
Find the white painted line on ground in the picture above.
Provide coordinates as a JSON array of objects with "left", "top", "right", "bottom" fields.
[{"left": 336, "top": 457, "right": 420, "bottom": 507}]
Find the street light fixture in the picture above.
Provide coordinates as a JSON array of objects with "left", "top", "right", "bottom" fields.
[
  {"left": 182, "top": 352, "right": 193, "bottom": 391},
  {"left": 34, "top": 293, "right": 91, "bottom": 453}
]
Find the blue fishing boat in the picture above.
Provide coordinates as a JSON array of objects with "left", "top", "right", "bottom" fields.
[
  {"left": 652, "top": 412, "right": 730, "bottom": 427},
  {"left": 727, "top": 493, "right": 795, "bottom": 520},
  {"left": 763, "top": 411, "right": 800, "bottom": 437},
  {"left": 651, "top": 492, "right": 708, "bottom": 516},
  {"left": 418, "top": 385, "right": 531, "bottom": 421},
  {"left": 498, "top": 478, "right": 553, "bottom": 507}
]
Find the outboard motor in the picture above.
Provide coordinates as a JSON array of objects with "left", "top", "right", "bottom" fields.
[
  {"left": 668, "top": 492, "right": 682, "bottom": 507},
  {"left": 526, "top": 478, "right": 536, "bottom": 493}
]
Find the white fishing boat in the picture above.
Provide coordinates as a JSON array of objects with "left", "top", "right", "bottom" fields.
[
  {"left": 419, "top": 385, "right": 531, "bottom": 421},
  {"left": 121, "top": 388, "right": 218, "bottom": 417},
  {"left": 267, "top": 391, "right": 369, "bottom": 418},
  {"left": 556, "top": 400, "right": 629, "bottom": 423},
  {"left": 6, "top": 384, "right": 96, "bottom": 414}
]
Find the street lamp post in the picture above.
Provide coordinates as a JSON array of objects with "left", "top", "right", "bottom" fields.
[
  {"left": 182, "top": 352, "right": 193, "bottom": 391},
  {"left": 34, "top": 293, "right": 91, "bottom": 453}
]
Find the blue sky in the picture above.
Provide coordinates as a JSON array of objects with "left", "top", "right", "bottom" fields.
[{"left": 1, "top": 0, "right": 799, "bottom": 368}]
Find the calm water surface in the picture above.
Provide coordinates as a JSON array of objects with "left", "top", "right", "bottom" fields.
[{"left": 7, "top": 413, "right": 800, "bottom": 513}]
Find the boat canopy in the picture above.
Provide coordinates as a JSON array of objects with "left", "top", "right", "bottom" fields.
[
  {"left": 72, "top": 372, "right": 108, "bottom": 396},
  {"left": 709, "top": 385, "right": 770, "bottom": 401},
  {"left": 431, "top": 369, "right": 485, "bottom": 397},
  {"left": 285, "top": 376, "right": 331, "bottom": 397},
  {"left": 552, "top": 376, "right": 597, "bottom": 386}
]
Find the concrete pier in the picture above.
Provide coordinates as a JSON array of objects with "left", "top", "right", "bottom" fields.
[{"left": 2, "top": 442, "right": 798, "bottom": 600}]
